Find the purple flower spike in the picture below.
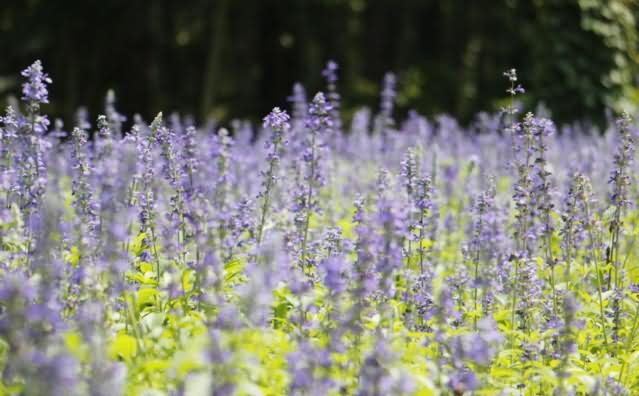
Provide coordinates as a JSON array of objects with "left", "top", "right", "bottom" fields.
[{"left": 21, "top": 60, "right": 52, "bottom": 105}]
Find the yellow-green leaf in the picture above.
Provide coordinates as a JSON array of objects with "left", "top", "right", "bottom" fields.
[{"left": 109, "top": 333, "right": 138, "bottom": 361}]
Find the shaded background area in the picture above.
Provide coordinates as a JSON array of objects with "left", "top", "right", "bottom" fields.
[{"left": 1, "top": 0, "right": 638, "bottom": 128}]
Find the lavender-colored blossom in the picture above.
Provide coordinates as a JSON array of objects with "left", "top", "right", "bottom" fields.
[
  {"left": 256, "top": 107, "right": 289, "bottom": 246},
  {"left": 320, "top": 255, "right": 347, "bottom": 294},
  {"left": 263, "top": 106, "right": 291, "bottom": 132},
  {"left": 182, "top": 125, "right": 200, "bottom": 196},
  {"left": 357, "top": 341, "right": 414, "bottom": 396},
  {"left": 104, "top": 89, "right": 126, "bottom": 138},
  {"left": 449, "top": 318, "right": 503, "bottom": 366},
  {"left": 21, "top": 60, "right": 52, "bottom": 106},
  {"left": 288, "top": 83, "right": 308, "bottom": 127},
  {"left": 376, "top": 72, "right": 396, "bottom": 151},
  {"left": 321, "top": 60, "right": 342, "bottom": 136},
  {"left": 607, "top": 112, "right": 634, "bottom": 339},
  {"left": 608, "top": 112, "right": 634, "bottom": 209},
  {"left": 447, "top": 369, "right": 479, "bottom": 394},
  {"left": 295, "top": 93, "right": 331, "bottom": 266},
  {"left": 71, "top": 126, "right": 99, "bottom": 244},
  {"left": 559, "top": 173, "right": 590, "bottom": 275},
  {"left": 380, "top": 72, "right": 396, "bottom": 122},
  {"left": 0, "top": 59, "right": 636, "bottom": 396}
]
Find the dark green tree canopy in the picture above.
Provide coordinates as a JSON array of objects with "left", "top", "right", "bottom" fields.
[{"left": 1, "top": 0, "right": 637, "bottom": 127}]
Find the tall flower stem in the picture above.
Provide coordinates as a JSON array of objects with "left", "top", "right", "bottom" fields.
[
  {"left": 296, "top": 93, "right": 330, "bottom": 269},
  {"left": 300, "top": 133, "right": 316, "bottom": 265},
  {"left": 584, "top": 198, "right": 610, "bottom": 351},
  {"left": 607, "top": 112, "right": 633, "bottom": 346},
  {"left": 618, "top": 300, "right": 639, "bottom": 385},
  {"left": 256, "top": 108, "right": 289, "bottom": 247}
]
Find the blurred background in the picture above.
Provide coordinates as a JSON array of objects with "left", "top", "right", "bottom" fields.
[{"left": 1, "top": 0, "right": 638, "bottom": 128}]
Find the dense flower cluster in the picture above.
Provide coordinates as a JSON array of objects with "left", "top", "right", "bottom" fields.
[{"left": 0, "top": 61, "right": 638, "bottom": 396}]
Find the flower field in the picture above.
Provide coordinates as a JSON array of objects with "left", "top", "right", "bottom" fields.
[{"left": 1, "top": 60, "right": 639, "bottom": 395}]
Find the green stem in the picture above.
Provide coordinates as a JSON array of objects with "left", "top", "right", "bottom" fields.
[
  {"left": 510, "top": 258, "right": 520, "bottom": 363},
  {"left": 619, "top": 302, "right": 639, "bottom": 385},
  {"left": 300, "top": 134, "right": 317, "bottom": 268},
  {"left": 584, "top": 202, "right": 610, "bottom": 351},
  {"left": 256, "top": 141, "right": 279, "bottom": 246},
  {"left": 418, "top": 209, "right": 425, "bottom": 274}
]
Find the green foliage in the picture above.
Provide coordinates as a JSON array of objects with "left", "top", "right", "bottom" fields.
[
  {"left": 527, "top": 0, "right": 639, "bottom": 125},
  {"left": 1, "top": 0, "right": 637, "bottom": 124}
]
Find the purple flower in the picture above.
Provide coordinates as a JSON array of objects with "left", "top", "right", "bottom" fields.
[
  {"left": 449, "top": 318, "right": 503, "bottom": 366},
  {"left": 256, "top": 108, "right": 290, "bottom": 245},
  {"left": 376, "top": 72, "right": 397, "bottom": 151},
  {"left": 305, "top": 92, "right": 332, "bottom": 133},
  {"left": 559, "top": 173, "right": 591, "bottom": 272},
  {"left": 448, "top": 369, "right": 479, "bottom": 393},
  {"left": 263, "top": 107, "right": 291, "bottom": 132},
  {"left": 320, "top": 255, "right": 347, "bottom": 294},
  {"left": 21, "top": 60, "right": 52, "bottom": 105},
  {"left": 287, "top": 83, "right": 308, "bottom": 150},
  {"left": 321, "top": 60, "right": 339, "bottom": 84},
  {"left": 294, "top": 93, "right": 331, "bottom": 265},
  {"left": 503, "top": 68, "right": 524, "bottom": 94},
  {"left": 71, "top": 126, "right": 99, "bottom": 245},
  {"left": 608, "top": 112, "right": 634, "bottom": 208},
  {"left": 604, "top": 376, "right": 628, "bottom": 396},
  {"left": 400, "top": 148, "right": 418, "bottom": 197},
  {"left": 104, "top": 89, "right": 126, "bottom": 138},
  {"left": 321, "top": 60, "right": 342, "bottom": 136},
  {"left": 380, "top": 72, "right": 396, "bottom": 117},
  {"left": 182, "top": 125, "right": 200, "bottom": 196}
]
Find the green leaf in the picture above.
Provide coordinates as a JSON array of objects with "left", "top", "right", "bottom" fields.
[
  {"left": 137, "top": 288, "right": 159, "bottom": 309},
  {"left": 130, "top": 232, "right": 147, "bottom": 257},
  {"left": 224, "top": 258, "right": 244, "bottom": 283},
  {"left": 64, "top": 246, "right": 81, "bottom": 267},
  {"left": 182, "top": 269, "right": 194, "bottom": 293},
  {"left": 109, "top": 333, "right": 138, "bottom": 362}
]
